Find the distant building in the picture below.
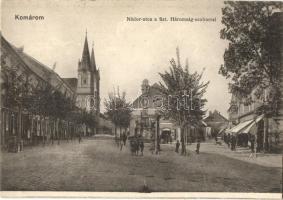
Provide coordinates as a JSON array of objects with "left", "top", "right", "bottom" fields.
[
  {"left": 203, "top": 110, "right": 229, "bottom": 137},
  {"left": 130, "top": 79, "right": 207, "bottom": 143},
  {"left": 130, "top": 79, "right": 179, "bottom": 143}
]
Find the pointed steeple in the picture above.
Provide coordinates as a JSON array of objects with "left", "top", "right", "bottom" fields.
[
  {"left": 81, "top": 31, "right": 91, "bottom": 70},
  {"left": 90, "top": 42, "right": 97, "bottom": 71}
]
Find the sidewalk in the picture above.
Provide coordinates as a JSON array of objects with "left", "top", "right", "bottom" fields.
[{"left": 182, "top": 141, "right": 282, "bottom": 168}]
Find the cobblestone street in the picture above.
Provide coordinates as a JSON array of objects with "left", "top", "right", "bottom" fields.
[{"left": 1, "top": 137, "right": 282, "bottom": 192}]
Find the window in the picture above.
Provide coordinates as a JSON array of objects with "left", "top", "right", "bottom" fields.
[{"left": 81, "top": 74, "right": 88, "bottom": 86}]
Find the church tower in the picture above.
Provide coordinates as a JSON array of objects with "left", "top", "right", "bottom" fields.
[{"left": 76, "top": 32, "right": 100, "bottom": 115}]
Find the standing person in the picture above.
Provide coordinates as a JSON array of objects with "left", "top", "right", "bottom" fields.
[
  {"left": 249, "top": 135, "right": 256, "bottom": 159},
  {"left": 175, "top": 140, "right": 180, "bottom": 153},
  {"left": 231, "top": 135, "right": 236, "bottom": 151},
  {"left": 123, "top": 132, "right": 127, "bottom": 146},
  {"left": 215, "top": 134, "right": 218, "bottom": 144},
  {"left": 230, "top": 135, "right": 234, "bottom": 150},
  {"left": 115, "top": 136, "right": 120, "bottom": 147},
  {"left": 140, "top": 139, "right": 144, "bottom": 156},
  {"left": 135, "top": 138, "right": 140, "bottom": 156},
  {"left": 250, "top": 135, "right": 255, "bottom": 153},
  {"left": 130, "top": 138, "right": 135, "bottom": 155},
  {"left": 78, "top": 133, "right": 82, "bottom": 143},
  {"left": 120, "top": 140, "right": 123, "bottom": 151},
  {"left": 120, "top": 133, "right": 124, "bottom": 151},
  {"left": 196, "top": 138, "right": 201, "bottom": 154},
  {"left": 227, "top": 133, "right": 231, "bottom": 148}
]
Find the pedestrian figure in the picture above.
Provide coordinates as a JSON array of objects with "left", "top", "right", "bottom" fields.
[
  {"left": 231, "top": 135, "right": 236, "bottom": 151},
  {"left": 249, "top": 135, "right": 257, "bottom": 159},
  {"left": 115, "top": 136, "right": 120, "bottom": 147},
  {"left": 214, "top": 134, "right": 218, "bottom": 144},
  {"left": 136, "top": 138, "right": 140, "bottom": 156},
  {"left": 175, "top": 140, "right": 180, "bottom": 153},
  {"left": 130, "top": 139, "right": 136, "bottom": 155},
  {"left": 196, "top": 138, "right": 201, "bottom": 154},
  {"left": 250, "top": 135, "right": 255, "bottom": 153},
  {"left": 227, "top": 133, "right": 231, "bottom": 148},
  {"left": 78, "top": 133, "right": 82, "bottom": 143},
  {"left": 120, "top": 140, "right": 123, "bottom": 151},
  {"left": 119, "top": 133, "right": 124, "bottom": 151},
  {"left": 123, "top": 132, "right": 127, "bottom": 146},
  {"left": 140, "top": 139, "right": 144, "bottom": 156}
]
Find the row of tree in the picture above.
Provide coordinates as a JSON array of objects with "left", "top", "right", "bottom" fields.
[{"left": 1, "top": 62, "right": 97, "bottom": 142}]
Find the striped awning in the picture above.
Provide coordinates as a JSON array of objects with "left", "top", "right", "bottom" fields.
[
  {"left": 241, "top": 114, "right": 265, "bottom": 134},
  {"left": 226, "top": 119, "right": 254, "bottom": 134}
]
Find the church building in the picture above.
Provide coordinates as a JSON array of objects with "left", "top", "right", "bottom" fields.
[
  {"left": 63, "top": 33, "right": 100, "bottom": 114},
  {"left": 63, "top": 32, "right": 101, "bottom": 134},
  {"left": 77, "top": 33, "right": 100, "bottom": 114}
]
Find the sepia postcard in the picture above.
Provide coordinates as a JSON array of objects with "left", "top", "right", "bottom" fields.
[{"left": 0, "top": 0, "right": 282, "bottom": 199}]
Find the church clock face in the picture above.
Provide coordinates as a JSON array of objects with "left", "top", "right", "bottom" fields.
[{"left": 140, "top": 96, "right": 149, "bottom": 108}]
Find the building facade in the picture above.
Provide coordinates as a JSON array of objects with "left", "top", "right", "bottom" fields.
[
  {"left": 226, "top": 12, "right": 282, "bottom": 153},
  {"left": 130, "top": 79, "right": 178, "bottom": 143},
  {"left": 130, "top": 79, "right": 206, "bottom": 143},
  {"left": 203, "top": 110, "right": 229, "bottom": 138},
  {"left": 1, "top": 32, "right": 110, "bottom": 151},
  {"left": 1, "top": 35, "right": 77, "bottom": 151}
]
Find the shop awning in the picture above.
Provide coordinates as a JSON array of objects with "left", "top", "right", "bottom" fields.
[
  {"left": 241, "top": 114, "right": 265, "bottom": 134},
  {"left": 226, "top": 119, "right": 254, "bottom": 134},
  {"left": 201, "top": 121, "right": 207, "bottom": 127}
]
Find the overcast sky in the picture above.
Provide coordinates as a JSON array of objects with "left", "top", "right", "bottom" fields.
[{"left": 2, "top": 0, "right": 231, "bottom": 117}]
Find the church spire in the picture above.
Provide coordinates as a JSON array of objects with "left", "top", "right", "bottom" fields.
[
  {"left": 81, "top": 31, "right": 91, "bottom": 70},
  {"left": 90, "top": 42, "right": 97, "bottom": 71}
]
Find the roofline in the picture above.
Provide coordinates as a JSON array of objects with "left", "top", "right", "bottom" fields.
[
  {"left": 2, "top": 35, "right": 76, "bottom": 94},
  {"left": 1, "top": 35, "right": 47, "bottom": 84},
  {"left": 1, "top": 35, "right": 76, "bottom": 96},
  {"left": 19, "top": 49, "right": 76, "bottom": 94}
]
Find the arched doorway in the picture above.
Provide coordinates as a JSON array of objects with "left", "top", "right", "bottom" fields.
[{"left": 161, "top": 128, "right": 171, "bottom": 144}]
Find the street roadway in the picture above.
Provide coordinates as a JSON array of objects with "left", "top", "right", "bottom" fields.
[{"left": 1, "top": 136, "right": 282, "bottom": 192}]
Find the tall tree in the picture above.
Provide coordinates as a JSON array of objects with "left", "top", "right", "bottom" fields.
[
  {"left": 158, "top": 48, "right": 209, "bottom": 154},
  {"left": 104, "top": 88, "right": 132, "bottom": 136},
  {"left": 219, "top": 1, "right": 282, "bottom": 114}
]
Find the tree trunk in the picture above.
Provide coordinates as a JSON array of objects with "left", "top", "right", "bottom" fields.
[
  {"left": 263, "top": 116, "right": 269, "bottom": 153},
  {"left": 155, "top": 115, "right": 160, "bottom": 154},
  {"left": 18, "top": 106, "right": 22, "bottom": 152},
  {"left": 57, "top": 119, "right": 60, "bottom": 145}
]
